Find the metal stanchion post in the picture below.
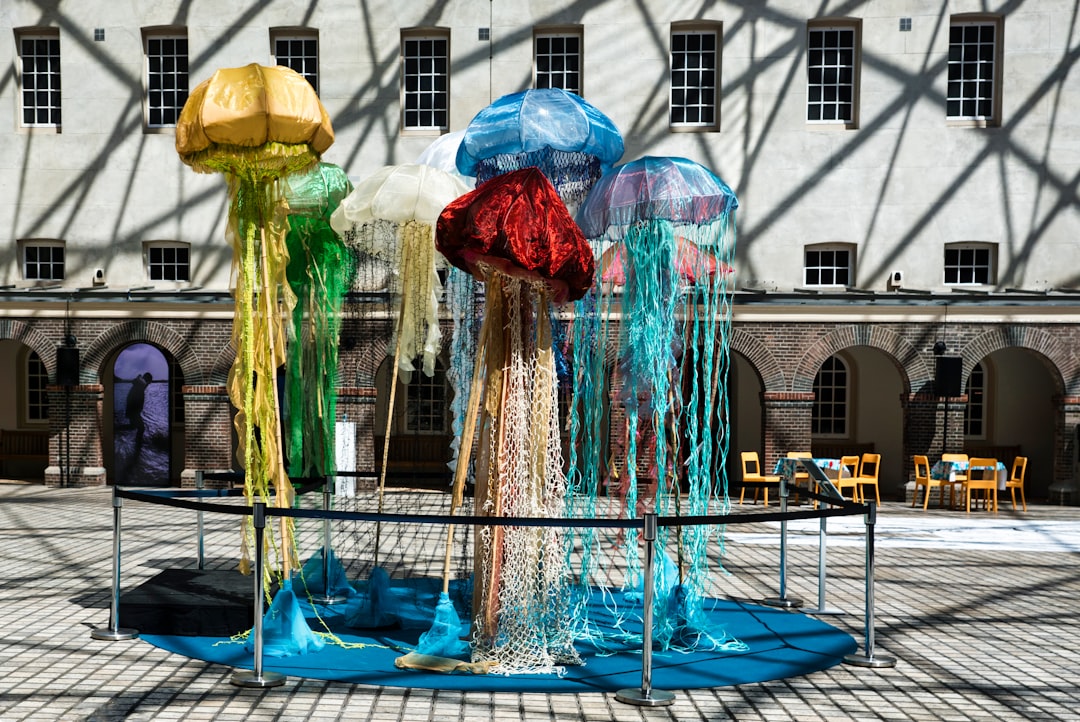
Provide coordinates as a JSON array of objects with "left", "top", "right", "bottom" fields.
[
  {"left": 763, "top": 471, "right": 803, "bottom": 608},
  {"left": 91, "top": 488, "right": 138, "bottom": 641},
  {"left": 800, "top": 462, "right": 843, "bottom": 615},
  {"left": 232, "top": 502, "right": 285, "bottom": 688},
  {"left": 800, "top": 514, "right": 843, "bottom": 615},
  {"left": 195, "top": 470, "right": 205, "bottom": 571},
  {"left": 844, "top": 501, "right": 896, "bottom": 668},
  {"left": 311, "top": 475, "right": 346, "bottom": 605},
  {"left": 616, "top": 513, "right": 675, "bottom": 707}
]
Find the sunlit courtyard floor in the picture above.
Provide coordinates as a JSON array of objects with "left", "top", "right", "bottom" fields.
[{"left": 2, "top": 480, "right": 1079, "bottom": 721}]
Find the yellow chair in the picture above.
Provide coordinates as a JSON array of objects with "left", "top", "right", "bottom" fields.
[
  {"left": 836, "top": 455, "right": 862, "bottom": 502},
  {"left": 1005, "top": 456, "right": 1028, "bottom": 511},
  {"left": 855, "top": 453, "right": 882, "bottom": 505},
  {"left": 739, "top": 451, "right": 780, "bottom": 506},
  {"left": 786, "top": 451, "right": 813, "bottom": 502},
  {"left": 941, "top": 452, "right": 969, "bottom": 484},
  {"left": 965, "top": 457, "right": 999, "bottom": 513},
  {"left": 912, "top": 454, "right": 956, "bottom": 509}
]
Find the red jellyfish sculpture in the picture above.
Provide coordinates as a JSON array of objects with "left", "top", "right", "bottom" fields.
[{"left": 435, "top": 167, "right": 594, "bottom": 674}]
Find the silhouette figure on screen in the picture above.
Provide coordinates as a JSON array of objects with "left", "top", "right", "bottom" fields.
[{"left": 125, "top": 372, "right": 152, "bottom": 446}]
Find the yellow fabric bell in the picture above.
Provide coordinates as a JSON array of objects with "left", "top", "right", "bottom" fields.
[{"left": 176, "top": 63, "right": 333, "bottom": 176}]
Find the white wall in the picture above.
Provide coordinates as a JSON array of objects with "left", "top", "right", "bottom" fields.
[{"left": 2, "top": 1, "right": 1078, "bottom": 294}]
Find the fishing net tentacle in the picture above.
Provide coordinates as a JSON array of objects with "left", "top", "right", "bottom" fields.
[{"left": 471, "top": 274, "right": 578, "bottom": 674}]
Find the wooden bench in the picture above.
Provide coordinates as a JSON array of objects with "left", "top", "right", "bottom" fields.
[
  {"left": 811, "top": 441, "right": 876, "bottom": 460},
  {"left": 374, "top": 436, "right": 452, "bottom": 488},
  {"left": 964, "top": 445, "right": 1021, "bottom": 465},
  {"left": 0, "top": 429, "right": 49, "bottom": 468}
]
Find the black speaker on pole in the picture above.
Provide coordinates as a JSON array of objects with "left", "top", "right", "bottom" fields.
[
  {"left": 56, "top": 346, "right": 80, "bottom": 387},
  {"left": 935, "top": 356, "right": 962, "bottom": 397}
]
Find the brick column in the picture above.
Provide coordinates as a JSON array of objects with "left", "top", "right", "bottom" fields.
[
  {"left": 761, "top": 392, "right": 814, "bottom": 470},
  {"left": 1054, "top": 396, "right": 1080, "bottom": 495},
  {"left": 901, "top": 392, "right": 942, "bottom": 500},
  {"left": 180, "top": 385, "right": 235, "bottom": 487},
  {"left": 941, "top": 393, "right": 967, "bottom": 455},
  {"left": 45, "top": 384, "right": 106, "bottom": 487}
]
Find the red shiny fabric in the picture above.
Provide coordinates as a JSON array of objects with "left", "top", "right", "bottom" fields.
[
  {"left": 599, "top": 238, "right": 733, "bottom": 286},
  {"left": 436, "top": 167, "right": 594, "bottom": 303}
]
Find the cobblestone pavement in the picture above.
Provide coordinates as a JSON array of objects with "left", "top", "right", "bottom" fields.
[{"left": 1, "top": 481, "right": 1079, "bottom": 722}]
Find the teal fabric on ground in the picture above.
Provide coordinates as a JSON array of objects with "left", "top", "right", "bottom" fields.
[
  {"left": 292, "top": 547, "right": 356, "bottom": 600},
  {"left": 244, "top": 578, "right": 325, "bottom": 658},
  {"left": 143, "top": 586, "right": 856, "bottom": 693},
  {"left": 344, "top": 567, "right": 396, "bottom": 629},
  {"left": 415, "top": 592, "right": 470, "bottom": 658}
]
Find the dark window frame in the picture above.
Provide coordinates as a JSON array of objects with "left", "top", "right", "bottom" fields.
[{"left": 670, "top": 23, "right": 721, "bottom": 131}]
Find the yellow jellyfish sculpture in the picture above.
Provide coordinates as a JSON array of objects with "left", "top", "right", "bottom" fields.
[{"left": 176, "top": 64, "right": 334, "bottom": 577}]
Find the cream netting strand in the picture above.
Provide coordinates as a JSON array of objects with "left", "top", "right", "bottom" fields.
[
  {"left": 344, "top": 217, "right": 442, "bottom": 381},
  {"left": 471, "top": 275, "right": 579, "bottom": 674}
]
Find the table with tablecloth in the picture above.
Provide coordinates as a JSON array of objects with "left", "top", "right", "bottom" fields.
[
  {"left": 930, "top": 460, "right": 1008, "bottom": 491},
  {"left": 772, "top": 457, "right": 851, "bottom": 491}
]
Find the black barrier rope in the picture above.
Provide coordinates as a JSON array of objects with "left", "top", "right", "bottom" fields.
[
  {"left": 100, "top": 478, "right": 892, "bottom": 695},
  {"left": 116, "top": 486, "right": 869, "bottom": 530}
]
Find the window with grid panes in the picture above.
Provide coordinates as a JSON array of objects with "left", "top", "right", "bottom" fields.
[
  {"left": 812, "top": 356, "right": 848, "bottom": 436},
  {"left": 146, "top": 33, "right": 189, "bottom": 126},
  {"left": 944, "top": 244, "right": 994, "bottom": 285},
  {"left": 274, "top": 34, "right": 318, "bottom": 93},
  {"left": 405, "top": 360, "right": 447, "bottom": 433},
  {"left": 26, "top": 351, "right": 49, "bottom": 422},
  {"left": 19, "top": 33, "right": 61, "bottom": 127},
  {"left": 147, "top": 244, "right": 190, "bottom": 281},
  {"left": 804, "top": 245, "right": 852, "bottom": 287},
  {"left": 807, "top": 25, "right": 856, "bottom": 124},
  {"left": 535, "top": 32, "right": 581, "bottom": 94},
  {"left": 947, "top": 20, "right": 998, "bottom": 122},
  {"left": 23, "top": 242, "right": 64, "bottom": 281},
  {"left": 670, "top": 28, "right": 718, "bottom": 128},
  {"left": 964, "top": 361, "right": 985, "bottom": 437},
  {"left": 402, "top": 34, "right": 449, "bottom": 131}
]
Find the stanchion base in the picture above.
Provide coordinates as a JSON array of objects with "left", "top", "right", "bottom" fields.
[
  {"left": 615, "top": 688, "right": 675, "bottom": 706},
  {"left": 843, "top": 652, "right": 897, "bottom": 668},
  {"left": 311, "top": 594, "right": 348, "bottom": 606},
  {"left": 801, "top": 605, "right": 844, "bottom": 616},
  {"left": 90, "top": 627, "right": 138, "bottom": 641},
  {"left": 231, "top": 670, "right": 286, "bottom": 688},
  {"left": 761, "top": 596, "right": 803, "bottom": 609}
]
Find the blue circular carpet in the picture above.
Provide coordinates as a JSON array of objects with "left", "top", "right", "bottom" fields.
[{"left": 141, "top": 583, "right": 856, "bottom": 693}]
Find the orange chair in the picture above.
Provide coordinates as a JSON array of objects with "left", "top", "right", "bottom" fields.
[
  {"left": 1005, "top": 456, "right": 1028, "bottom": 511},
  {"left": 739, "top": 451, "right": 780, "bottom": 506},
  {"left": 912, "top": 454, "right": 957, "bottom": 509},
  {"left": 965, "top": 457, "right": 999, "bottom": 513},
  {"left": 836, "top": 455, "right": 861, "bottom": 502},
  {"left": 786, "top": 451, "right": 813, "bottom": 503},
  {"left": 855, "top": 453, "right": 882, "bottom": 504},
  {"left": 941, "top": 452, "right": 969, "bottom": 484}
]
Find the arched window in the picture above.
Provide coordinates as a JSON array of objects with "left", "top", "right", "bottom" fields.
[
  {"left": 25, "top": 350, "right": 49, "bottom": 422},
  {"left": 964, "top": 361, "right": 986, "bottom": 438},
  {"left": 812, "top": 355, "right": 848, "bottom": 436}
]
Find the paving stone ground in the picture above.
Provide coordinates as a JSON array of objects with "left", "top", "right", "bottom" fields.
[{"left": 1, "top": 480, "right": 1078, "bottom": 722}]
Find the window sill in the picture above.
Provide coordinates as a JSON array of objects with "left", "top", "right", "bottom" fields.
[
  {"left": 669, "top": 124, "right": 720, "bottom": 134},
  {"left": 16, "top": 125, "right": 61, "bottom": 135}
]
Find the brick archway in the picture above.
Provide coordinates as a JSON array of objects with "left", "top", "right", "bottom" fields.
[
  {"left": 0, "top": 319, "right": 61, "bottom": 380},
  {"left": 792, "top": 323, "right": 928, "bottom": 395},
  {"left": 82, "top": 320, "right": 203, "bottom": 385},
  {"left": 729, "top": 327, "right": 786, "bottom": 393},
  {"left": 959, "top": 326, "right": 1069, "bottom": 396}
]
